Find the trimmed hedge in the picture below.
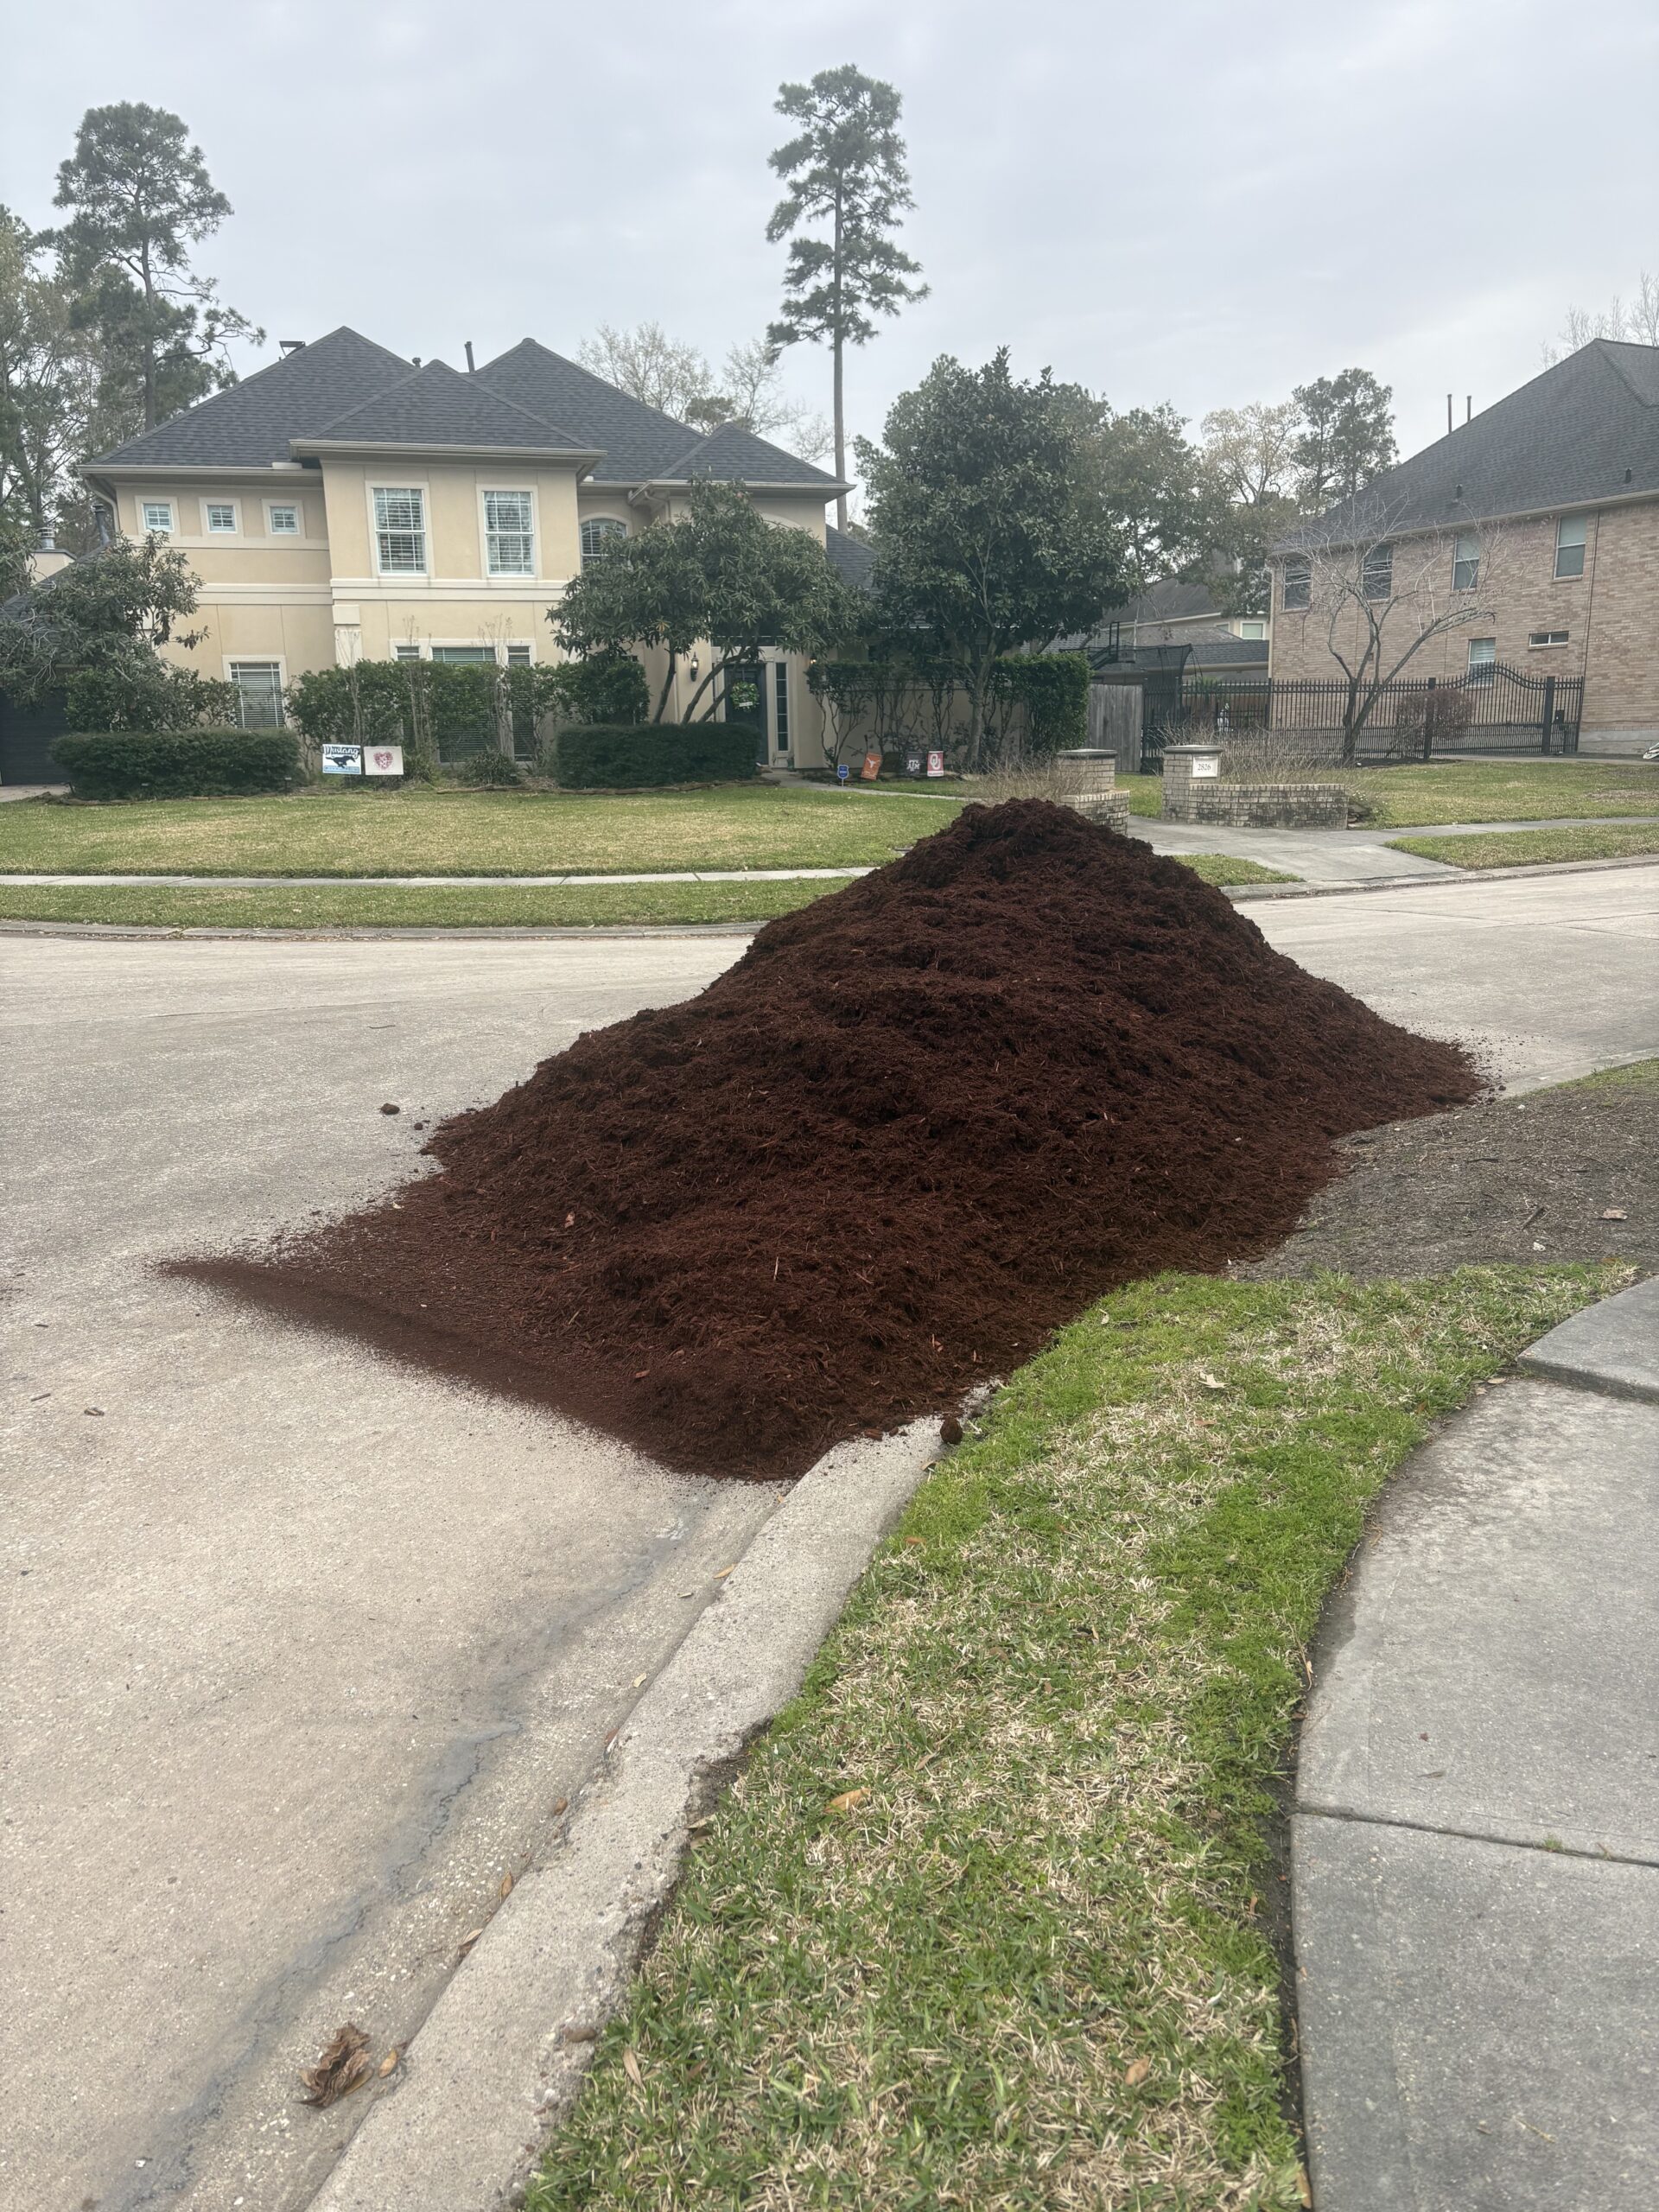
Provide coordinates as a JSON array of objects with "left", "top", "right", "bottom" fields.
[
  {"left": 51, "top": 728, "right": 303, "bottom": 800},
  {"left": 995, "top": 652, "right": 1090, "bottom": 755},
  {"left": 556, "top": 721, "right": 759, "bottom": 790}
]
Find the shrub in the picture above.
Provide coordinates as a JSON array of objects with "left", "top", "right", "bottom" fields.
[
  {"left": 62, "top": 663, "right": 235, "bottom": 733},
  {"left": 994, "top": 652, "right": 1090, "bottom": 756},
  {"left": 454, "top": 749, "right": 524, "bottom": 787},
  {"left": 556, "top": 721, "right": 759, "bottom": 790},
  {"left": 50, "top": 728, "right": 303, "bottom": 799},
  {"left": 547, "top": 649, "right": 651, "bottom": 727}
]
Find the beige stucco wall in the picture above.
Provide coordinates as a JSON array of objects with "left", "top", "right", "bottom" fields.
[{"left": 1268, "top": 500, "right": 1659, "bottom": 737}]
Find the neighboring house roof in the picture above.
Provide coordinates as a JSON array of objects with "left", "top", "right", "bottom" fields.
[
  {"left": 1279, "top": 339, "right": 1659, "bottom": 551},
  {"left": 476, "top": 338, "right": 842, "bottom": 488},
  {"left": 825, "top": 524, "right": 876, "bottom": 593},
  {"left": 87, "top": 327, "right": 416, "bottom": 469},
  {"left": 1103, "top": 577, "right": 1226, "bottom": 626},
  {"left": 291, "top": 358, "right": 595, "bottom": 455}
]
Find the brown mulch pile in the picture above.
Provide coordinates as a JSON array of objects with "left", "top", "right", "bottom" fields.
[
  {"left": 181, "top": 801, "right": 1478, "bottom": 1478},
  {"left": 1242, "top": 1065, "right": 1659, "bottom": 1281}
]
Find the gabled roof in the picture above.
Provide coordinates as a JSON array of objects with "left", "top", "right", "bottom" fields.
[
  {"left": 825, "top": 524, "right": 876, "bottom": 593},
  {"left": 1282, "top": 339, "right": 1659, "bottom": 550},
  {"left": 291, "top": 358, "right": 595, "bottom": 455},
  {"left": 1104, "top": 577, "right": 1226, "bottom": 626},
  {"left": 476, "top": 337, "right": 842, "bottom": 487},
  {"left": 86, "top": 327, "right": 416, "bottom": 469}
]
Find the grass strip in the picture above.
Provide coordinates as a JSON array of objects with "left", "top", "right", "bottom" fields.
[
  {"left": 528, "top": 1263, "right": 1624, "bottom": 2212},
  {"left": 1550, "top": 1055, "right": 1659, "bottom": 1096},
  {"left": 1340, "top": 759, "right": 1659, "bottom": 828},
  {"left": 0, "top": 854, "right": 1289, "bottom": 931},
  {"left": 1386, "top": 822, "right": 1659, "bottom": 869}
]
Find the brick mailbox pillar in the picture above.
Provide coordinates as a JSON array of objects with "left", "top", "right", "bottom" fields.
[
  {"left": 1054, "top": 747, "right": 1129, "bottom": 833},
  {"left": 1160, "top": 741, "right": 1225, "bottom": 808}
]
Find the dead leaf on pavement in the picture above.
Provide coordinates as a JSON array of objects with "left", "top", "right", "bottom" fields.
[
  {"left": 1123, "top": 2056, "right": 1151, "bottom": 2088},
  {"left": 457, "top": 1926, "right": 485, "bottom": 1958},
  {"left": 378, "top": 2048, "right": 399, "bottom": 2077},
  {"left": 1297, "top": 2168, "right": 1313, "bottom": 2207},
  {"left": 499, "top": 1872, "right": 513, "bottom": 1899},
  {"left": 827, "top": 1787, "right": 871, "bottom": 1815},
  {"left": 300, "top": 2023, "right": 372, "bottom": 2107},
  {"left": 1601, "top": 1207, "right": 1629, "bottom": 1220},
  {"left": 622, "top": 2047, "right": 644, "bottom": 2088}
]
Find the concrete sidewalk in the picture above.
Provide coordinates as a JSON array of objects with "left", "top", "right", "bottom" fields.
[{"left": 1294, "top": 1274, "right": 1659, "bottom": 2209}]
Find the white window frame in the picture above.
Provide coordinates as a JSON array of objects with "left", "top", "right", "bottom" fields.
[
  {"left": 505, "top": 641, "right": 532, "bottom": 666},
  {"left": 1452, "top": 531, "right": 1479, "bottom": 592},
  {"left": 480, "top": 486, "right": 537, "bottom": 578},
  {"left": 580, "top": 515, "right": 628, "bottom": 569},
  {"left": 1466, "top": 637, "right": 1497, "bottom": 679},
  {"left": 138, "top": 498, "right": 175, "bottom": 537},
  {"left": 391, "top": 641, "right": 423, "bottom": 663},
  {"left": 202, "top": 498, "right": 240, "bottom": 537},
  {"left": 264, "top": 498, "right": 303, "bottom": 538},
  {"left": 1529, "top": 630, "right": 1570, "bottom": 649},
  {"left": 1554, "top": 515, "right": 1588, "bottom": 580},
  {"left": 1281, "top": 556, "right": 1311, "bottom": 611},
  {"left": 225, "top": 656, "right": 288, "bottom": 728},
  {"left": 1237, "top": 620, "right": 1267, "bottom": 639},
  {"left": 370, "top": 483, "right": 429, "bottom": 577},
  {"left": 1361, "top": 542, "right": 1394, "bottom": 601}
]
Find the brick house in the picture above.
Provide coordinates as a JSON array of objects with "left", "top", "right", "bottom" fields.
[{"left": 1268, "top": 340, "right": 1659, "bottom": 756}]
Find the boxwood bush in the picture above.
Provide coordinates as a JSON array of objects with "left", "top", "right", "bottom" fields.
[
  {"left": 556, "top": 721, "right": 759, "bottom": 789},
  {"left": 51, "top": 728, "right": 303, "bottom": 800}
]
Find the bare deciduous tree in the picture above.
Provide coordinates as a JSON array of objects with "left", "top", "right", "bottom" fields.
[
  {"left": 1282, "top": 496, "right": 1516, "bottom": 760},
  {"left": 1542, "top": 271, "right": 1659, "bottom": 364}
]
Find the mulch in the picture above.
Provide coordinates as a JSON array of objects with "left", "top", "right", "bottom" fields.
[
  {"left": 177, "top": 801, "right": 1478, "bottom": 1479},
  {"left": 1241, "top": 1069, "right": 1658, "bottom": 1282}
]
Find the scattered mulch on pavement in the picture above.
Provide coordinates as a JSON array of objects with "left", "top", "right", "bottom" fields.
[
  {"left": 1242, "top": 1062, "right": 1659, "bottom": 1281},
  {"left": 178, "top": 801, "right": 1478, "bottom": 1479}
]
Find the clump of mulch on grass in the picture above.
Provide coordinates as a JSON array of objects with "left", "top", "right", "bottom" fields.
[{"left": 181, "top": 801, "right": 1478, "bottom": 1478}]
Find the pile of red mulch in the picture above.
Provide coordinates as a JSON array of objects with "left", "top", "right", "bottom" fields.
[{"left": 184, "top": 802, "right": 1479, "bottom": 1478}]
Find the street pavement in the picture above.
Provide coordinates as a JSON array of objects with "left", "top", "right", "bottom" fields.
[
  {"left": 3, "top": 868, "right": 1656, "bottom": 2212},
  {"left": 1294, "top": 1276, "right": 1659, "bottom": 2208}
]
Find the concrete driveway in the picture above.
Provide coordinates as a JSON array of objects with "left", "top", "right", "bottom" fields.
[{"left": 4, "top": 866, "right": 1656, "bottom": 2212}]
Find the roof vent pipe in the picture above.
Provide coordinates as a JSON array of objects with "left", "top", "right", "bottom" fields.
[
  {"left": 1446, "top": 392, "right": 1453, "bottom": 436},
  {"left": 411, "top": 357, "right": 421, "bottom": 367},
  {"left": 1466, "top": 395, "right": 1471, "bottom": 423},
  {"left": 464, "top": 340, "right": 475, "bottom": 372}
]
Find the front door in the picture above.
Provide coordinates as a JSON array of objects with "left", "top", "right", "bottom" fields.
[{"left": 721, "top": 662, "right": 766, "bottom": 765}]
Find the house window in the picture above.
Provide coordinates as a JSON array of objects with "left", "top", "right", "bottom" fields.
[
  {"left": 1452, "top": 531, "right": 1479, "bottom": 591},
  {"left": 580, "top": 517, "right": 627, "bottom": 568},
  {"left": 431, "top": 645, "right": 496, "bottom": 664},
  {"left": 1467, "top": 638, "right": 1497, "bottom": 679},
  {"left": 140, "top": 499, "right": 175, "bottom": 537},
  {"left": 392, "top": 643, "right": 423, "bottom": 662},
  {"left": 484, "top": 490, "right": 535, "bottom": 576},
  {"left": 772, "top": 661, "right": 790, "bottom": 756},
  {"left": 1362, "top": 542, "right": 1393, "bottom": 600},
  {"left": 1238, "top": 620, "right": 1267, "bottom": 639},
  {"left": 205, "top": 501, "right": 238, "bottom": 534},
  {"left": 505, "top": 643, "right": 531, "bottom": 666},
  {"left": 229, "top": 661, "right": 284, "bottom": 728},
  {"left": 373, "top": 486, "right": 426, "bottom": 574},
  {"left": 1529, "top": 630, "right": 1569, "bottom": 648},
  {"left": 1281, "top": 557, "right": 1310, "bottom": 610},
  {"left": 1554, "top": 515, "right": 1587, "bottom": 579},
  {"left": 267, "top": 503, "right": 300, "bottom": 536}
]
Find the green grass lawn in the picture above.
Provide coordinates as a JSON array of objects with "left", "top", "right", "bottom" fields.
[
  {"left": 0, "top": 852, "right": 1292, "bottom": 931},
  {"left": 1338, "top": 758, "right": 1659, "bottom": 828},
  {"left": 0, "top": 784, "right": 967, "bottom": 878},
  {"left": 1387, "top": 821, "right": 1659, "bottom": 869},
  {"left": 527, "top": 1263, "right": 1624, "bottom": 2212}
]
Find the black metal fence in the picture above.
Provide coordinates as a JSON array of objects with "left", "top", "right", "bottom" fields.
[{"left": 1115, "top": 663, "right": 1583, "bottom": 765}]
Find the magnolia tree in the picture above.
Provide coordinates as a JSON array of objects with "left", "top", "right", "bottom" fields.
[
  {"left": 1281, "top": 494, "right": 1515, "bottom": 759},
  {"left": 550, "top": 478, "right": 862, "bottom": 723},
  {"left": 857, "top": 350, "right": 1120, "bottom": 768}
]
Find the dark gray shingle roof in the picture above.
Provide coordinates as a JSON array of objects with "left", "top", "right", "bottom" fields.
[
  {"left": 825, "top": 524, "right": 876, "bottom": 593},
  {"left": 1283, "top": 339, "right": 1659, "bottom": 549},
  {"left": 296, "top": 359, "right": 592, "bottom": 452},
  {"left": 477, "top": 339, "right": 839, "bottom": 486},
  {"left": 87, "top": 327, "right": 416, "bottom": 468},
  {"left": 1103, "top": 577, "right": 1225, "bottom": 625}
]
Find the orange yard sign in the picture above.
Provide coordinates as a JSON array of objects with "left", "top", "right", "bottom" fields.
[{"left": 861, "top": 751, "right": 882, "bottom": 780}]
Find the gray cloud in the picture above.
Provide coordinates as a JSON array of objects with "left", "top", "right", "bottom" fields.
[{"left": 4, "top": 0, "right": 1656, "bottom": 471}]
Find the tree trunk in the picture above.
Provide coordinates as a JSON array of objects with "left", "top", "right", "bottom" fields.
[
  {"left": 832, "top": 188, "right": 846, "bottom": 535},
  {"left": 653, "top": 651, "right": 678, "bottom": 723},
  {"left": 141, "top": 239, "right": 156, "bottom": 432}
]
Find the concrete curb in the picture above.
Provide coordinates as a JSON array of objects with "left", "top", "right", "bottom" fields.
[{"left": 304, "top": 1414, "right": 944, "bottom": 2212}]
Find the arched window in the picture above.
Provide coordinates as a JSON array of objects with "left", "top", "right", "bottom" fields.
[{"left": 580, "top": 517, "right": 627, "bottom": 568}]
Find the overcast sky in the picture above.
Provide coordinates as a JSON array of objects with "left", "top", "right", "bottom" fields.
[{"left": 5, "top": 0, "right": 1657, "bottom": 479}]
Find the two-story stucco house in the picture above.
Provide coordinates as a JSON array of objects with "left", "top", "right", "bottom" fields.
[
  {"left": 79, "top": 326, "right": 861, "bottom": 764},
  {"left": 1268, "top": 339, "right": 1659, "bottom": 756}
]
